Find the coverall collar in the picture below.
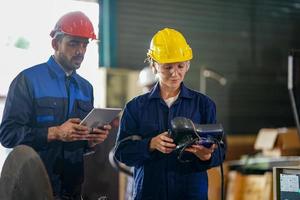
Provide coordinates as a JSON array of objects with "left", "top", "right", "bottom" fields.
[
  {"left": 47, "top": 56, "right": 81, "bottom": 85},
  {"left": 149, "top": 82, "right": 193, "bottom": 99}
]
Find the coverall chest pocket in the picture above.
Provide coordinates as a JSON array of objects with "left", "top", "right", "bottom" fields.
[
  {"left": 35, "top": 100, "right": 59, "bottom": 124},
  {"left": 76, "top": 101, "right": 93, "bottom": 119},
  {"left": 139, "top": 122, "right": 160, "bottom": 138},
  {"left": 191, "top": 112, "right": 201, "bottom": 124}
]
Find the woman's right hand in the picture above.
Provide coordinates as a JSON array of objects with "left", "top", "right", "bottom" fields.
[{"left": 149, "top": 132, "right": 176, "bottom": 153}]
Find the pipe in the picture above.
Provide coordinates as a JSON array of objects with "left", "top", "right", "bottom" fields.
[{"left": 200, "top": 68, "right": 227, "bottom": 94}]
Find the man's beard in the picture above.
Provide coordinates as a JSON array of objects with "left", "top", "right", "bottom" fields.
[
  {"left": 59, "top": 55, "right": 83, "bottom": 72},
  {"left": 72, "top": 55, "right": 84, "bottom": 69}
]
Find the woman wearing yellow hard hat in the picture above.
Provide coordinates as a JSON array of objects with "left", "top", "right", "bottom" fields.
[{"left": 114, "top": 28, "right": 226, "bottom": 200}]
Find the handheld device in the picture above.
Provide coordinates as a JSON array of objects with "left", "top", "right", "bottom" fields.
[
  {"left": 169, "top": 117, "right": 224, "bottom": 150},
  {"left": 168, "top": 117, "right": 225, "bottom": 200},
  {"left": 80, "top": 108, "right": 122, "bottom": 129}
]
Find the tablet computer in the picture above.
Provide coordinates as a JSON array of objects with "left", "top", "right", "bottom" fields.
[{"left": 80, "top": 107, "right": 122, "bottom": 128}]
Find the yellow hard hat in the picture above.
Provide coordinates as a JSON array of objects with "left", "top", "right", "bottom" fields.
[{"left": 147, "top": 28, "right": 193, "bottom": 64}]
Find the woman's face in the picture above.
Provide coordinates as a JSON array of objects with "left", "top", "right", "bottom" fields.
[{"left": 154, "top": 61, "right": 189, "bottom": 90}]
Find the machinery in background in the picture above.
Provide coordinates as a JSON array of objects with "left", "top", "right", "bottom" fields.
[
  {"left": 0, "top": 145, "right": 53, "bottom": 200},
  {"left": 95, "top": 68, "right": 142, "bottom": 108},
  {"left": 273, "top": 166, "right": 300, "bottom": 200},
  {"left": 288, "top": 49, "right": 300, "bottom": 140},
  {"left": 200, "top": 67, "right": 227, "bottom": 94}
]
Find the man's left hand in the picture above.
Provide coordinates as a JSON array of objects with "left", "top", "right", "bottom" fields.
[{"left": 87, "top": 124, "right": 112, "bottom": 147}]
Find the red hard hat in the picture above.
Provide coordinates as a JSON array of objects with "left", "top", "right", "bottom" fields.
[{"left": 50, "top": 11, "right": 96, "bottom": 40}]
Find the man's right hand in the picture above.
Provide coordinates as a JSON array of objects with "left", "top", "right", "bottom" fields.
[{"left": 48, "top": 118, "right": 90, "bottom": 142}]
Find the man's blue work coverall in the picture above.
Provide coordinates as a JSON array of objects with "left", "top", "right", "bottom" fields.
[
  {"left": 0, "top": 56, "right": 94, "bottom": 197},
  {"left": 114, "top": 83, "right": 226, "bottom": 200}
]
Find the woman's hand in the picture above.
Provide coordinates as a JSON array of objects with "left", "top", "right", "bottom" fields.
[
  {"left": 149, "top": 132, "right": 176, "bottom": 153},
  {"left": 185, "top": 144, "right": 217, "bottom": 161}
]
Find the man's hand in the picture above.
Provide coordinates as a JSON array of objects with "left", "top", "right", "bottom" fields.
[
  {"left": 185, "top": 144, "right": 217, "bottom": 161},
  {"left": 48, "top": 118, "right": 90, "bottom": 142},
  {"left": 87, "top": 124, "right": 112, "bottom": 147},
  {"left": 48, "top": 118, "right": 112, "bottom": 146},
  {"left": 149, "top": 132, "right": 176, "bottom": 153}
]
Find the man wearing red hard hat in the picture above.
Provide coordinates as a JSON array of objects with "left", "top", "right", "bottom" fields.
[{"left": 0, "top": 11, "right": 111, "bottom": 200}]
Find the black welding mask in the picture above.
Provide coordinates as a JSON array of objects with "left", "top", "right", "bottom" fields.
[
  {"left": 169, "top": 117, "right": 224, "bottom": 150},
  {"left": 168, "top": 117, "right": 198, "bottom": 149}
]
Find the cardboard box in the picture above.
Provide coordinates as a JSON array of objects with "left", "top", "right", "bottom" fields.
[
  {"left": 254, "top": 128, "right": 300, "bottom": 156},
  {"left": 226, "top": 171, "right": 272, "bottom": 200}
]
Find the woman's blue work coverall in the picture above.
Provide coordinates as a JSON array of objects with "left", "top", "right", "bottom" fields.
[
  {"left": 114, "top": 83, "right": 226, "bottom": 200},
  {"left": 0, "top": 56, "right": 94, "bottom": 197}
]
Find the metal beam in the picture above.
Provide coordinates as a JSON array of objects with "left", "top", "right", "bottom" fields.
[{"left": 99, "top": 0, "right": 117, "bottom": 67}]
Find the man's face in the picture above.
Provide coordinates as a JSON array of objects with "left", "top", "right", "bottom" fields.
[
  {"left": 154, "top": 61, "right": 189, "bottom": 89},
  {"left": 53, "top": 35, "right": 89, "bottom": 72}
]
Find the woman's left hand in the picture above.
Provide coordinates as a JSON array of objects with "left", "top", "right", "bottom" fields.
[{"left": 185, "top": 144, "right": 217, "bottom": 161}]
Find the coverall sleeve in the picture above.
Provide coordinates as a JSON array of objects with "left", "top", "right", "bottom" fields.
[
  {"left": 0, "top": 73, "right": 48, "bottom": 150},
  {"left": 114, "top": 102, "right": 156, "bottom": 167},
  {"left": 194, "top": 99, "right": 226, "bottom": 170}
]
